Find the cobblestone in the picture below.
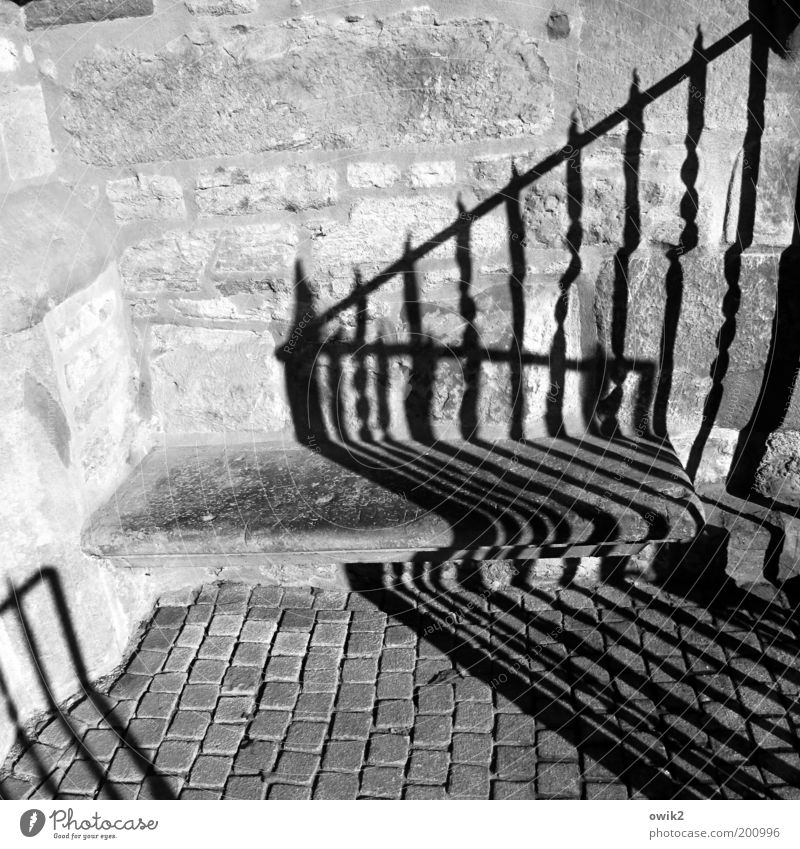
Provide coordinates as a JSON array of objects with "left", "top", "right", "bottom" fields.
[{"left": 5, "top": 582, "right": 800, "bottom": 800}]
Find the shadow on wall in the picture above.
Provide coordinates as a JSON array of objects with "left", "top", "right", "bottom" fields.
[
  {"left": 0, "top": 569, "right": 175, "bottom": 800},
  {"left": 276, "top": 1, "right": 800, "bottom": 569}
]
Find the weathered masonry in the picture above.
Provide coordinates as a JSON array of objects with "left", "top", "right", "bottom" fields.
[{"left": 1, "top": 0, "right": 800, "bottom": 762}]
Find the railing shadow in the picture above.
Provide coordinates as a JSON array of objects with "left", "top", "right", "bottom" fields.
[{"left": 0, "top": 568, "right": 175, "bottom": 800}]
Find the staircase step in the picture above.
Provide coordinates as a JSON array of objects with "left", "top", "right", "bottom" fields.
[{"left": 82, "top": 435, "right": 704, "bottom": 568}]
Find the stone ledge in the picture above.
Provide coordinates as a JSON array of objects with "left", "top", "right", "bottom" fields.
[
  {"left": 82, "top": 436, "right": 704, "bottom": 567},
  {"left": 23, "top": 0, "right": 153, "bottom": 29}
]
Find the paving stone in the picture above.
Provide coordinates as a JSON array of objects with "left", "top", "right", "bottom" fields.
[
  {"left": 0, "top": 776, "right": 35, "bottom": 799},
  {"left": 181, "top": 788, "right": 219, "bottom": 800},
  {"left": 98, "top": 782, "right": 139, "bottom": 800},
  {"left": 537, "top": 729, "right": 579, "bottom": 761},
  {"left": 80, "top": 728, "right": 120, "bottom": 762},
  {"left": 295, "top": 692, "right": 336, "bottom": 718},
  {"left": 342, "top": 658, "right": 380, "bottom": 683},
  {"left": 234, "top": 741, "right": 278, "bottom": 774},
  {"left": 168, "top": 711, "right": 212, "bottom": 741},
  {"left": 190, "top": 755, "right": 232, "bottom": 789},
  {"left": 367, "top": 734, "right": 410, "bottom": 766},
  {"left": 336, "top": 684, "right": 376, "bottom": 712},
  {"left": 217, "top": 584, "right": 251, "bottom": 606},
  {"left": 496, "top": 714, "right": 536, "bottom": 746},
  {"left": 281, "top": 611, "right": 316, "bottom": 630},
  {"left": 417, "top": 684, "right": 455, "bottom": 715},
  {"left": 107, "top": 748, "right": 151, "bottom": 783},
  {"left": 265, "top": 656, "right": 303, "bottom": 681},
  {"left": 312, "top": 623, "right": 349, "bottom": 647},
  {"left": 60, "top": 761, "right": 101, "bottom": 795},
  {"left": 403, "top": 784, "right": 446, "bottom": 799},
  {"left": 314, "top": 591, "right": 348, "bottom": 610},
  {"left": 155, "top": 741, "right": 199, "bottom": 774},
  {"left": 154, "top": 606, "right": 188, "bottom": 629},
  {"left": 375, "top": 700, "right": 414, "bottom": 730},
  {"left": 314, "top": 772, "right": 360, "bottom": 799},
  {"left": 586, "top": 782, "right": 629, "bottom": 799},
  {"left": 138, "top": 692, "right": 179, "bottom": 719},
  {"left": 302, "top": 667, "right": 340, "bottom": 693},
  {"left": 351, "top": 612, "right": 387, "bottom": 632},
  {"left": 452, "top": 732, "right": 493, "bottom": 765},
  {"left": 179, "top": 684, "right": 218, "bottom": 711},
  {"left": 454, "top": 701, "right": 494, "bottom": 733},
  {"left": 347, "top": 632, "right": 384, "bottom": 656},
  {"left": 222, "top": 667, "right": 262, "bottom": 695},
  {"left": 126, "top": 719, "right": 169, "bottom": 750},
  {"left": 189, "top": 659, "right": 227, "bottom": 684},
  {"left": 260, "top": 682, "right": 300, "bottom": 710},
  {"left": 226, "top": 775, "right": 265, "bottom": 799},
  {"left": 273, "top": 751, "right": 320, "bottom": 784},
  {"left": 492, "top": 779, "right": 537, "bottom": 799},
  {"left": 316, "top": 610, "right": 351, "bottom": 623},
  {"left": 203, "top": 725, "right": 246, "bottom": 756},
  {"left": 408, "top": 749, "right": 449, "bottom": 784},
  {"left": 413, "top": 715, "right": 453, "bottom": 749},
  {"left": 272, "top": 632, "right": 311, "bottom": 656},
  {"left": 268, "top": 783, "right": 310, "bottom": 799},
  {"left": 322, "top": 740, "right": 365, "bottom": 772},
  {"left": 449, "top": 764, "right": 491, "bottom": 799},
  {"left": 208, "top": 614, "right": 244, "bottom": 637},
  {"left": 138, "top": 775, "right": 185, "bottom": 800},
  {"left": 177, "top": 624, "right": 206, "bottom": 649},
  {"left": 455, "top": 677, "right": 494, "bottom": 703},
  {"left": 538, "top": 761, "right": 581, "bottom": 798},
  {"left": 232, "top": 643, "right": 271, "bottom": 667},
  {"left": 150, "top": 672, "right": 187, "bottom": 693},
  {"left": 164, "top": 647, "right": 195, "bottom": 672},
  {"left": 360, "top": 766, "right": 404, "bottom": 799},
  {"left": 377, "top": 673, "right": 414, "bottom": 700},
  {"left": 331, "top": 712, "right": 373, "bottom": 740},
  {"left": 494, "top": 746, "right": 537, "bottom": 780},
  {"left": 186, "top": 604, "right": 214, "bottom": 625},
  {"left": 110, "top": 673, "right": 151, "bottom": 700},
  {"left": 249, "top": 710, "right": 291, "bottom": 740},
  {"left": 250, "top": 586, "right": 283, "bottom": 606},
  {"left": 140, "top": 629, "right": 179, "bottom": 652},
  {"left": 240, "top": 620, "right": 277, "bottom": 643},
  {"left": 284, "top": 722, "right": 328, "bottom": 753},
  {"left": 282, "top": 588, "right": 314, "bottom": 609},
  {"left": 198, "top": 636, "right": 236, "bottom": 661},
  {"left": 214, "top": 697, "right": 254, "bottom": 723}
]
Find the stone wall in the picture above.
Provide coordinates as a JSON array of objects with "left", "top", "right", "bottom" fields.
[{"left": 2, "top": 0, "right": 800, "bottom": 760}]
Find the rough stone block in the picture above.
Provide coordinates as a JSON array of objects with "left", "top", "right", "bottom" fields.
[
  {"left": 0, "top": 84, "right": 55, "bottom": 180},
  {"left": 120, "top": 230, "right": 216, "bottom": 295},
  {"left": 405, "top": 161, "right": 457, "bottom": 189},
  {"left": 346, "top": 162, "right": 400, "bottom": 189},
  {"left": 106, "top": 174, "right": 185, "bottom": 223},
  {"left": 25, "top": 0, "right": 153, "bottom": 28},
  {"left": 185, "top": 0, "right": 256, "bottom": 14},
  {"left": 195, "top": 165, "right": 336, "bottom": 216},
  {"left": 312, "top": 195, "right": 505, "bottom": 274},
  {"left": 147, "top": 325, "right": 289, "bottom": 433},
  {"left": 64, "top": 13, "right": 552, "bottom": 165}
]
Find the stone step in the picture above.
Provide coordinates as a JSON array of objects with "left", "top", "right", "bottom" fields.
[{"left": 82, "top": 435, "right": 704, "bottom": 570}]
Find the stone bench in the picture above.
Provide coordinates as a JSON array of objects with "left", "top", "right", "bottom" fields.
[{"left": 82, "top": 434, "right": 703, "bottom": 571}]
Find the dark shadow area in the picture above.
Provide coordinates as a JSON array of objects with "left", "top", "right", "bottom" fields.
[
  {"left": 343, "top": 561, "right": 800, "bottom": 799},
  {"left": 686, "top": 4, "right": 771, "bottom": 481},
  {"left": 0, "top": 568, "right": 175, "bottom": 800}
]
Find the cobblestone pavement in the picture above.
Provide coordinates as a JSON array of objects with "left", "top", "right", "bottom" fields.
[{"left": 2, "top": 577, "right": 800, "bottom": 800}]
